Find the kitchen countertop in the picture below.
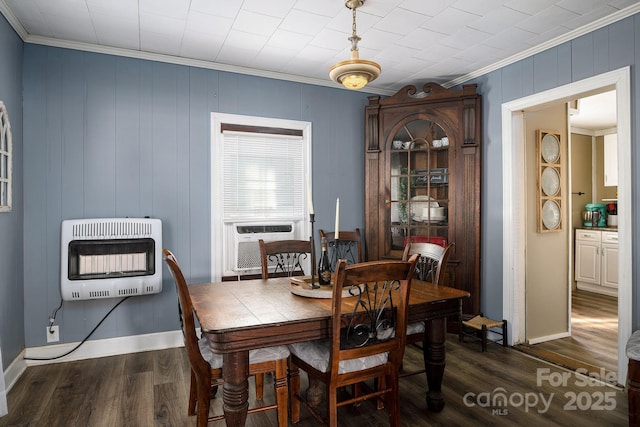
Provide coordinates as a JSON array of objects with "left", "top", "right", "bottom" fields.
[{"left": 577, "top": 226, "right": 618, "bottom": 232}]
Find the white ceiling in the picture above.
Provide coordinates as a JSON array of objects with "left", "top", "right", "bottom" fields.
[
  {"left": 1, "top": 0, "right": 639, "bottom": 95},
  {"left": 570, "top": 90, "right": 618, "bottom": 131}
]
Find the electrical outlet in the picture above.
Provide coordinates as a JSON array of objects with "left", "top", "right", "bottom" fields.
[{"left": 46, "top": 325, "right": 60, "bottom": 343}]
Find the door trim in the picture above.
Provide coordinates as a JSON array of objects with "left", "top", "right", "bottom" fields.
[{"left": 502, "top": 67, "right": 632, "bottom": 384}]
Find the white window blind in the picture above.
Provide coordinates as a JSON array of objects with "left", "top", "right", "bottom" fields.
[{"left": 223, "top": 131, "right": 304, "bottom": 221}]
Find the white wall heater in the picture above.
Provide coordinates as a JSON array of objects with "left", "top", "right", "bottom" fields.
[{"left": 61, "top": 218, "right": 162, "bottom": 301}]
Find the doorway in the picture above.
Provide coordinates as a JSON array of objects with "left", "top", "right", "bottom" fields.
[
  {"left": 565, "top": 92, "right": 618, "bottom": 377},
  {"left": 519, "top": 91, "right": 619, "bottom": 379},
  {"left": 502, "top": 67, "right": 632, "bottom": 385}
]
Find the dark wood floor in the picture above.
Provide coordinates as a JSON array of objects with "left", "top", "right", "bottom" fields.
[
  {"left": 0, "top": 332, "right": 627, "bottom": 426},
  {"left": 516, "top": 289, "right": 618, "bottom": 384}
]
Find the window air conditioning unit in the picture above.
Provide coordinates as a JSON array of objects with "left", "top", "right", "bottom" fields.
[{"left": 231, "top": 222, "right": 295, "bottom": 275}]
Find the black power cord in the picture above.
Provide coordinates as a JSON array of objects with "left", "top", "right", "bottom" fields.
[
  {"left": 47, "top": 298, "right": 64, "bottom": 333},
  {"left": 25, "top": 296, "right": 131, "bottom": 361}
]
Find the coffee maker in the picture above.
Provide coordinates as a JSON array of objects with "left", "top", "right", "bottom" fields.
[
  {"left": 606, "top": 202, "right": 618, "bottom": 226},
  {"left": 583, "top": 203, "right": 607, "bottom": 227}
]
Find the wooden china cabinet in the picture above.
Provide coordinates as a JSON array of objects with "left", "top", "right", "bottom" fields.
[{"left": 364, "top": 83, "right": 481, "bottom": 315}]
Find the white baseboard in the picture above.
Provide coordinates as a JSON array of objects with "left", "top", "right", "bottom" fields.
[
  {"left": 3, "top": 330, "right": 184, "bottom": 393},
  {"left": 576, "top": 282, "right": 618, "bottom": 297},
  {"left": 527, "top": 331, "right": 571, "bottom": 345}
]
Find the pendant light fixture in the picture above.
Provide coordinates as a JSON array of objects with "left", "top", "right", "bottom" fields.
[{"left": 329, "top": 0, "right": 381, "bottom": 90}]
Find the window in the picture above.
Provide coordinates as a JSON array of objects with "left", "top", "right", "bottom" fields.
[
  {"left": 0, "top": 102, "right": 12, "bottom": 212},
  {"left": 211, "top": 113, "right": 312, "bottom": 281},
  {"left": 222, "top": 130, "right": 304, "bottom": 221}
]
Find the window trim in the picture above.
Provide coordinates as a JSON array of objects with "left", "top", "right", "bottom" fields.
[
  {"left": 210, "top": 113, "right": 312, "bottom": 281},
  {"left": 0, "top": 101, "right": 12, "bottom": 213}
]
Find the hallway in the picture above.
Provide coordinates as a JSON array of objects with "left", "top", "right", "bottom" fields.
[{"left": 516, "top": 289, "right": 618, "bottom": 385}]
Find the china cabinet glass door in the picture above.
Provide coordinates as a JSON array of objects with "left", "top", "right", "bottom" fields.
[{"left": 389, "top": 119, "right": 450, "bottom": 255}]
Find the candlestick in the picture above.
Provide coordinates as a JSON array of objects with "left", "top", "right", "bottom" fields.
[
  {"left": 306, "top": 175, "right": 314, "bottom": 214},
  {"left": 335, "top": 198, "right": 340, "bottom": 239}
]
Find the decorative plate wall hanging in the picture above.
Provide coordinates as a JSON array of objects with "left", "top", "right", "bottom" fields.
[{"left": 537, "top": 130, "right": 562, "bottom": 232}]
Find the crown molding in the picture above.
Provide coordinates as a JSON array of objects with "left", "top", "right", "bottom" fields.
[
  {"left": 1, "top": 1, "right": 638, "bottom": 96},
  {"left": 444, "top": 3, "right": 640, "bottom": 88},
  {"left": 24, "top": 34, "right": 396, "bottom": 94}
]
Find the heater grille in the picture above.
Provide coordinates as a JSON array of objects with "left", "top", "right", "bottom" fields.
[
  {"left": 89, "top": 290, "right": 111, "bottom": 299},
  {"left": 70, "top": 219, "right": 155, "bottom": 239},
  {"left": 118, "top": 288, "right": 139, "bottom": 297}
]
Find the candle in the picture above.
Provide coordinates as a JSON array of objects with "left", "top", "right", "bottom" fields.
[
  {"left": 306, "top": 175, "right": 314, "bottom": 214},
  {"left": 335, "top": 198, "right": 340, "bottom": 239}
]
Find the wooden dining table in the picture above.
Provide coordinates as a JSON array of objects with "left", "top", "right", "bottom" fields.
[{"left": 188, "top": 276, "right": 469, "bottom": 426}]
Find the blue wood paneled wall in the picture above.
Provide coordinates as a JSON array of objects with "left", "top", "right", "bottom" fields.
[
  {"left": 0, "top": 13, "right": 24, "bottom": 368},
  {"left": 16, "top": 11, "right": 640, "bottom": 353},
  {"left": 22, "top": 45, "right": 369, "bottom": 347},
  {"left": 467, "top": 14, "right": 639, "bottom": 322}
]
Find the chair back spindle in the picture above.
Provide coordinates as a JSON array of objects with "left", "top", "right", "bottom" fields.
[
  {"left": 259, "top": 239, "right": 313, "bottom": 279},
  {"left": 319, "top": 228, "right": 363, "bottom": 271},
  {"left": 402, "top": 242, "right": 454, "bottom": 285}
]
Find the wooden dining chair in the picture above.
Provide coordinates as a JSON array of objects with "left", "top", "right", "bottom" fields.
[
  {"left": 256, "top": 238, "right": 312, "bottom": 399},
  {"left": 258, "top": 239, "right": 313, "bottom": 279},
  {"left": 289, "top": 255, "right": 419, "bottom": 427},
  {"left": 401, "top": 241, "right": 455, "bottom": 377},
  {"left": 402, "top": 241, "right": 454, "bottom": 285},
  {"left": 163, "top": 249, "right": 290, "bottom": 427},
  {"left": 318, "top": 228, "right": 364, "bottom": 270}
]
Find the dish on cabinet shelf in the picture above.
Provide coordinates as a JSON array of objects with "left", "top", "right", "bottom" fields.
[
  {"left": 410, "top": 195, "right": 437, "bottom": 219},
  {"left": 414, "top": 215, "right": 447, "bottom": 223},
  {"left": 391, "top": 140, "right": 411, "bottom": 149},
  {"left": 411, "top": 195, "right": 438, "bottom": 205},
  {"left": 411, "top": 195, "right": 438, "bottom": 203},
  {"left": 410, "top": 196, "right": 445, "bottom": 222}
]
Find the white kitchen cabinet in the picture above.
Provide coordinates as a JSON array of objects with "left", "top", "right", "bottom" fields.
[
  {"left": 575, "top": 230, "right": 600, "bottom": 284},
  {"left": 575, "top": 229, "right": 618, "bottom": 296},
  {"left": 601, "top": 231, "right": 619, "bottom": 289}
]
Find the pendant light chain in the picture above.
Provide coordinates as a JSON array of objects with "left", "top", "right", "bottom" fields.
[
  {"left": 349, "top": 4, "right": 361, "bottom": 51},
  {"left": 352, "top": 7, "right": 357, "bottom": 38}
]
